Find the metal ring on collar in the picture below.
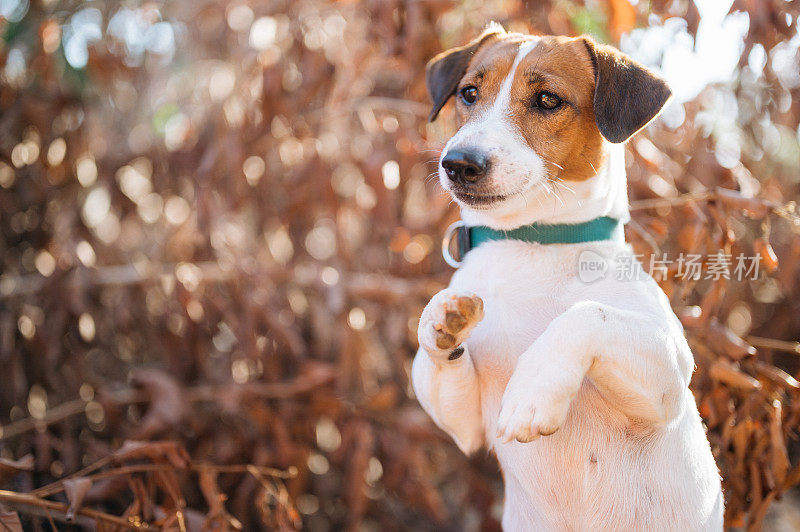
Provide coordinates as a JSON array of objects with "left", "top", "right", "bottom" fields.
[{"left": 442, "top": 220, "right": 466, "bottom": 268}]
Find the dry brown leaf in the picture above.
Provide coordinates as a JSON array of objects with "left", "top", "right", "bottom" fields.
[
  {"left": 64, "top": 477, "right": 93, "bottom": 521},
  {"left": 0, "top": 455, "right": 33, "bottom": 486},
  {"left": 709, "top": 359, "right": 761, "bottom": 392},
  {"left": 707, "top": 318, "right": 757, "bottom": 360},
  {"left": 715, "top": 187, "right": 774, "bottom": 219},
  {"left": 754, "top": 362, "right": 800, "bottom": 390},
  {"left": 755, "top": 238, "right": 779, "bottom": 274},
  {"left": 114, "top": 440, "right": 190, "bottom": 469},
  {"left": 769, "top": 400, "right": 790, "bottom": 488},
  {"left": 130, "top": 370, "right": 186, "bottom": 439},
  {"left": 0, "top": 505, "right": 23, "bottom": 532},
  {"left": 199, "top": 469, "right": 243, "bottom": 531}
]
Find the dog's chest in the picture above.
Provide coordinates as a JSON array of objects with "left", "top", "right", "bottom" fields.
[
  {"left": 448, "top": 241, "right": 579, "bottom": 375},
  {"left": 445, "top": 240, "right": 632, "bottom": 435}
]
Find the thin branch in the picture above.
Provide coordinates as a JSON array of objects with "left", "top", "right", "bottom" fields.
[
  {"left": 2, "top": 370, "right": 335, "bottom": 441},
  {"left": 192, "top": 462, "right": 298, "bottom": 479},
  {"left": 629, "top": 188, "right": 800, "bottom": 228},
  {"left": 33, "top": 462, "right": 297, "bottom": 499},
  {"left": 33, "top": 464, "right": 165, "bottom": 498},
  {"left": 0, "top": 389, "right": 145, "bottom": 440},
  {"left": 0, "top": 489, "right": 157, "bottom": 530},
  {"left": 747, "top": 336, "right": 800, "bottom": 355},
  {"left": 629, "top": 190, "right": 715, "bottom": 211},
  {"left": 0, "top": 262, "right": 435, "bottom": 301}
]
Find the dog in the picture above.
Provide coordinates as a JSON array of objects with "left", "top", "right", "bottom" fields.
[{"left": 411, "top": 24, "right": 724, "bottom": 530}]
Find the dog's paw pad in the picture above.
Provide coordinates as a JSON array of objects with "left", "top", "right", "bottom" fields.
[
  {"left": 435, "top": 331, "right": 457, "bottom": 350},
  {"left": 440, "top": 295, "right": 483, "bottom": 331},
  {"left": 456, "top": 295, "right": 483, "bottom": 321},
  {"left": 434, "top": 295, "right": 484, "bottom": 348},
  {"left": 444, "top": 310, "right": 467, "bottom": 333},
  {"left": 420, "top": 291, "right": 484, "bottom": 357}
]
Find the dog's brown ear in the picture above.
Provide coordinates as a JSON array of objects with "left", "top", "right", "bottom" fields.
[
  {"left": 581, "top": 37, "right": 672, "bottom": 143},
  {"left": 426, "top": 24, "right": 504, "bottom": 122}
]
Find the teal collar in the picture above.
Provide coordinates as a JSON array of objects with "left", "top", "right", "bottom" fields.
[{"left": 443, "top": 216, "right": 623, "bottom": 267}]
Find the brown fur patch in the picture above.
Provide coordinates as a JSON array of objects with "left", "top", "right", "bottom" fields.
[
  {"left": 432, "top": 32, "right": 671, "bottom": 185},
  {"left": 510, "top": 36, "right": 604, "bottom": 182},
  {"left": 452, "top": 35, "right": 605, "bottom": 183}
]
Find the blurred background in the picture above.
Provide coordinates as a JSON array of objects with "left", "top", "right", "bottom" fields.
[{"left": 1, "top": 0, "right": 800, "bottom": 530}]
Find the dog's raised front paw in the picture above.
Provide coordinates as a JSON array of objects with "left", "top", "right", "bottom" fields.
[
  {"left": 496, "top": 365, "right": 575, "bottom": 444},
  {"left": 418, "top": 290, "right": 484, "bottom": 361}
]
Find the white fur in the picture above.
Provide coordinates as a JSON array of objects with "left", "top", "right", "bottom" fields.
[{"left": 414, "top": 39, "right": 723, "bottom": 531}]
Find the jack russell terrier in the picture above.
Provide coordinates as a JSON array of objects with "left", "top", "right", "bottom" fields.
[{"left": 412, "top": 24, "right": 724, "bottom": 530}]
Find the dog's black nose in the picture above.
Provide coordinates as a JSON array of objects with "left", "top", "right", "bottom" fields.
[{"left": 441, "top": 149, "right": 489, "bottom": 185}]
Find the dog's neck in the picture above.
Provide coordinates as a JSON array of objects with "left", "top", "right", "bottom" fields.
[{"left": 459, "top": 143, "right": 630, "bottom": 230}]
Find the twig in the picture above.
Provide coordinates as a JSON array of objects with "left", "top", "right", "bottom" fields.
[
  {"left": 748, "top": 336, "right": 800, "bottom": 355},
  {"left": 305, "top": 96, "right": 430, "bottom": 122},
  {"left": 626, "top": 218, "right": 661, "bottom": 255},
  {"left": 1, "top": 369, "right": 335, "bottom": 441},
  {"left": 33, "top": 462, "right": 297, "bottom": 499},
  {"left": 0, "top": 489, "right": 156, "bottom": 530},
  {"left": 630, "top": 188, "right": 800, "bottom": 228},
  {"left": 0, "top": 389, "right": 145, "bottom": 440},
  {"left": 0, "top": 262, "right": 434, "bottom": 301},
  {"left": 629, "top": 190, "right": 715, "bottom": 211},
  {"left": 43, "top": 508, "right": 58, "bottom": 532},
  {"left": 193, "top": 462, "right": 298, "bottom": 479},
  {"left": 33, "top": 464, "right": 166, "bottom": 498},
  {"left": 351, "top": 96, "right": 429, "bottom": 116}
]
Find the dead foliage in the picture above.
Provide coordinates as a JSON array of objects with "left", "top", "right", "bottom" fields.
[{"left": 1, "top": 0, "right": 799, "bottom": 530}]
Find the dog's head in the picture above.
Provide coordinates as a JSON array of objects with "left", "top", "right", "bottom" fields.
[{"left": 427, "top": 25, "right": 671, "bottom": 225}]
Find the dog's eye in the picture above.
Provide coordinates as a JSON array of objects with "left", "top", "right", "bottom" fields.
[
  {"left": 535, "top": 91, "right": 562, "bottom": 110},
  {"left": 460, "top": 86, "right": 478, "bottom": 105}
]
